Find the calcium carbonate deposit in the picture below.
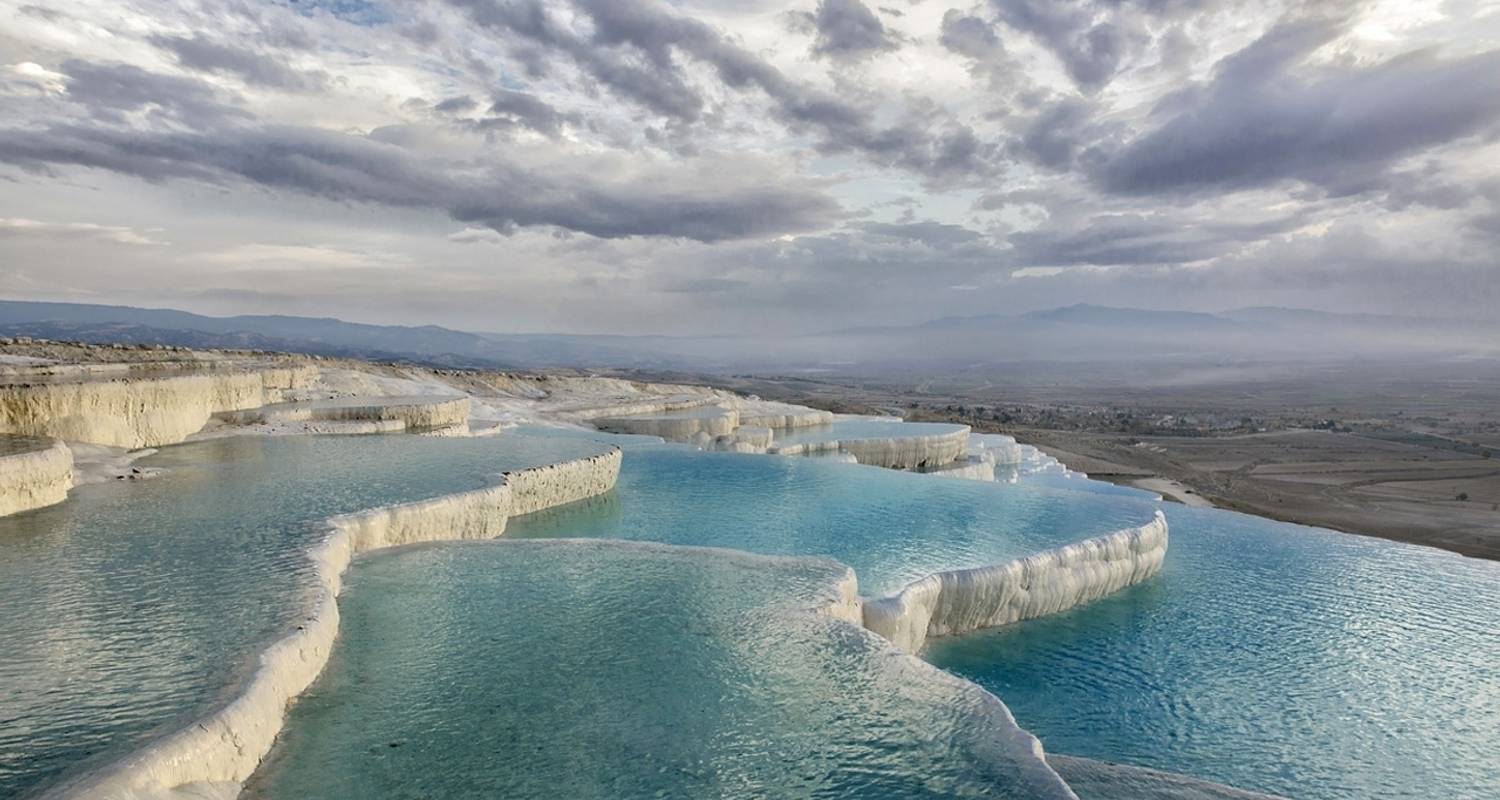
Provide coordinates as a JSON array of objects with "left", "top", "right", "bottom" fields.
[
  {"left": 1, "top": 362, "right": 1496, "bottom": 800},
  {"left": 0, "top": 436, "right": 72, "bottom": 516}
]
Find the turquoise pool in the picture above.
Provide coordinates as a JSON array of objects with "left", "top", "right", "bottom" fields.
[
  {"left": 5, "top": 422, "right": 1496, "bottom": 800},
  {"left": 506, "top": 441, "right": 1158, "bottom": 596},
  {"left": 244, "top": 540, "right": 1072, "bottom": 799},
  {"left": 0, "top": 432, "right": 610, "bottom": 797},
  {"left": 926, "top": 503, "right": 1500, "bottom": 800}
]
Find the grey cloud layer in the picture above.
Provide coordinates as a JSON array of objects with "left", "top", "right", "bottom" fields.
[
  {"left": 149, "top": 34, "right": 329, "bottom": 91},
  {"left": 798, "top": 0, "right": 901, "bottom": 61},
  {"left": 448, "top": 0, "right": 998, "bottom": 183},
  {"left": 1094, "top": 16, "right": 1500, "bottom": 196},
  {"left": 0, "top": 93, "right": 841, "bottom": 241},
  {"left": 1, "top": 0, "right": 1498, "bottom": 329}
]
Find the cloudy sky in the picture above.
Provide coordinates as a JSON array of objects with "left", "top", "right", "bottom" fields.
[{"left": 0, "top": 0, "right": 1497, "bottom": 335}]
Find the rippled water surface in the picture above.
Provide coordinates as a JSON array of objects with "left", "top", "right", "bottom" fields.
[
  {"left": 245, "top": 540, "right": 1072, "bottom": 800},
  {"left": 506, "top": 442, "right": 1157, "bottom": 595},
  {"left": 927, "top": 504, "right": 1500, "bottom": 800},
  {"left": 0, "top": 432, "right": 610, "bottom": 797},
  {"left": 10, "top": 419, "right": 1496, "bottom": 800}
]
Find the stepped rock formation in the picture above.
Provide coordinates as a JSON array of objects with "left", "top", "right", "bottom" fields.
[
  {"left": 770, "top": 426, "right": 971, "bottom": 471},
  {"left": 864, "top": 512, "right": 1168, "bottom": 653},
  {"left": 0, "top": 438, "right": 73, "bottom": 517},
  {"left": 590, "top": 402, "right": 833, "bottom": 443},
  {"left": 52, "top": 448, "right": 622, "bottom": 800},
  {"left": 922, "top": 457, "right": 998, "bottom": 481},
  {"left": 0, "top": 365, "right": 315, "bottom": 448},
  {"left": 213, "top": 396, "right": 470, "bottom": 433}
]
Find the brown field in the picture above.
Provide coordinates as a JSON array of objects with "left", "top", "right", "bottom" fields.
[{"left": 1006, "top": 428, "right": 1500, "bottom": 560}]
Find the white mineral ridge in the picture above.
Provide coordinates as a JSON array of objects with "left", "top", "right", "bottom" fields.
[
  {"left": 969, "top": 433, "right": 1025, "bottom": 465},
  {"left": 771, "top": 426, "right": 971, "bottom": 470},
  {"left": 0, "top": 438, "right": 73, "bottom": 516},
  {"left": 0, "top": 366, "right": 315, "bottom": 448},
  {"left": 50, "top": 448, "right": 622, "bottom": 800},
  {"left": 591, "top": 402, "right": 831, "bottom": 445},
  {"left": 923, "top": 456, "right": 998, "bottom": 481},
  {"left": 863, "top": 511, "right": 1169, "bottom": 653},
  {"left": 213, "top": 396, "right": 470, "bottom": 432}
]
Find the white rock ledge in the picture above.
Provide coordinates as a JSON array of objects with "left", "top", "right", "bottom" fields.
[
  {"left": 590, "top": 403, "right": 834, "bottom": 444},
  {"left": 0, "top": 437, "right": 73, "bottom": 517},
  {"left": 863, "top": 511, "right": 1169, "bottom": 653},
  {"left": 0, "top": 366, "right": 315, "bottom": 448},
  {"left": 49, "top": 447, "right": 622, "bottom": 800},
  {"left": 771, "top": 427, "right": 971, "bottom": 471},
  {"left": 213, "top": 395, "right": 470, "bottom": 433}
]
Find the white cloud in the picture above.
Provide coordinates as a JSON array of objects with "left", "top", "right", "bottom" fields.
[{"left": 0, "top": 217, "right": 165, "bottom": 245}]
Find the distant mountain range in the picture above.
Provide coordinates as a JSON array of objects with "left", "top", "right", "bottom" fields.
[{"left": 1, "top": 299, "right": 1494, "bottom": 374}]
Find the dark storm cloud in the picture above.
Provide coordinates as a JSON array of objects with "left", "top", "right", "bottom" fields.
[
  {"left": 1094, "top": 16, "right": 1500, "bottom": 196},
  {"left": 148, "top": 34, "right": 329, "bottom": 91},
  {"left": 486, "top": 89, "right": 578, "bottom": 137},
  {"left": 0, "top": 122, "right": 843, "bottom": 242},
  {"left": 61, "top": 60, "right": 250, "bottom": 126},
  {"left": 794, "top": 0, "right": 900, "bottom": 62},
  {"left": 445, "top": 0, "right": 706, "bottom": 120},
  {"left": 991, "top": 0, "right": 1138, "bottom": 92},
  {"left": 1013, "top": 96, "right": 1104, "bottom": 170},
  {"left": 446, "top": 0, "right": 999, "bottom": 183}
]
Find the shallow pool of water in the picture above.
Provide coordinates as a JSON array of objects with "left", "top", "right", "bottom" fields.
[
  {"left": 0, "top": 432, "right": 610, "bottom": 797},
  {"left": 926, "top": 504, "right": 1500, "bottom": 800},
  {"left": 506, "top": 443, "right": 1158, "bottom": 596},
  {"left": 244, "top": 539, "right": 1072, "bottom": 800}
]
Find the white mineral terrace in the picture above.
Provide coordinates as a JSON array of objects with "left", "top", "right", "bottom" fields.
[
  {"left": 587, "top": 402, "right": 974, "bottom": 471},
  {"left": 51, "top": 448, "right": 624, "bottom": 800},
  {"left": 588, "top": 401, "right": 834, "bottom": 447},
  {"left": 0, "top": 437, "right": 73, "bottom": 517},
  {"left": 863, "top": 511, "right": 1170, "bottom": 653},
  {"left": 2, "top": 361, "right": 1173, "bottom": 800},
  {"left": 768, "top": 426, "right": 972, "bottom": 471},
  {"left": 0, "top": 364, "right": 316, "bottom": 448},
  {"left": 212, "top": 395, "right": 471, "bottom": 433}
]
